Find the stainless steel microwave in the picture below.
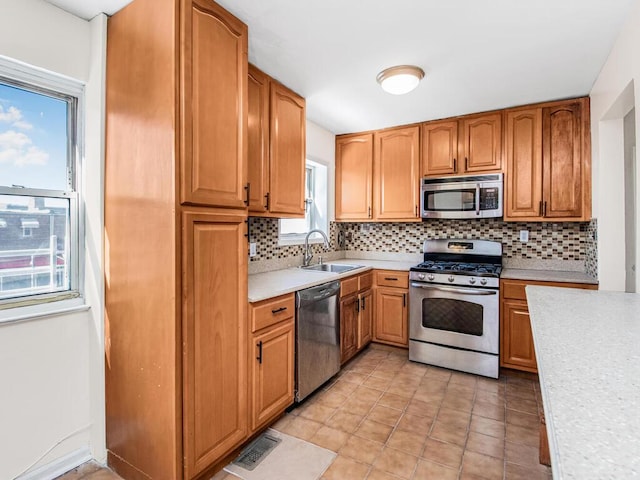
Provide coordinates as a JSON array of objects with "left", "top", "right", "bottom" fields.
[{"left": 420, "top": 173, "right": 503, "bottom": 219}]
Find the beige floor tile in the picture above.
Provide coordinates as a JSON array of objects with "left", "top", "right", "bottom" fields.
[
  {"left": 399, "top": 361, "right": 428, "bottom": 377},
  {"left": 371, "top": 368, "right": 398, "bottom": 380},
  {"left": 355, "top": 386, "right": 385, "bottom": 403},
  {"left": 328, "top": 379, "right": 359, "bottom": 397},
  {"left": 505, "top": 440, "right": 542, "bottom": 468},
  {"left": 421, "top": 438, "right": 464, "bottom": 469},
  {"left": 341, "top": 371, "right": 369, "bottom": 385},
  {"left": 367, "top": 468, "right": 404, "bottom": 480},
  {"left": 506, "top": 423, "right": 539, "bottom": 447},
  {"left": 386, "top": 429, "right": 426, "bottom": 457},
  {"left": 506, "top": 408, "right": 539, "bottom": 429},
  {"left": 355, "top": 418, "right": 394, "bottom": 443},
  {"left": 373, "top": 447, "right": 419, "bottom": 479},
  {"left": 475, "top": 389, "right": 505, "bottom": 406},
  {"left": 363, "top": 375, "right": 393, "bottom": 391},
  {"left": 396, "top": 413, "right": 433, "bottom": 436},
  {"left": 506, "top": 382, "right": 536, "bottom": 399},
  {"left": 322, "top": 455, "right": 370, "bottom": 480},
  {"left": 299, "top": 402, "right": 337, "bottom": 423},
  {"left": 386, "top": 382, "right": 418, "bottom": 398},
  {"left": 412, "top": 388, "right": 445, "bottom": 405},
  {"left": 367, "top": 405, "right": 403, "bottom": 426},
  {"left": 466, "top": 431, "right": 505, "bottom": 459},
  {"left": 404, "top": 399, "right": 439, "bottom": 418},
  {"left": 469, "top": 415, "right": 505, "bottom": 440},
  {"left": 311, "top": 425, "right": 351, "bottom": 452},
  {"left": 423, "top": 367, "right": 452, "bottom": 382},
  {"left": 271, "top": 413, "right": 294, "bottom": 432},
  {"left": 436, "top": 407, "right": 471, "bottom": 428},
  {"left": 461, "top": 450, "right": 504, "bottom": 479},
  {"left": 339, "top": 435, "right": 385, "bottom": 464},
  {"left": 412, "top": 459, "right": 458, "bottom": 480},
  {"left": 417, "top": 379, "right": 449, "bottom": 393},
  {"left": 458, "top": 472, "right": 492, "bottom": 480},
  {"left": 505, "top": 461, "right": 553, "bottom": 479},
  {"left": 343, "top": 396, "right": 376, "bottom": 416},
  {"left": 476, "top": 378, "right": 505, "bottom": 395},
  {"left": 429, "top": 420, "right": 468, "bottom": 446},
  {"left": 378, "top": 392, "right": 410, "bottom": 410},
  {"left": 316, "top": 389, "right": 348, "bottom": 408},
  {"left": 280, "top": 415, "right": 323, "bottom": 441},
  {"left": 57, "top": 463, "right": 122, "bottom": 480},
  {"left": 324, "top": 410, "right": 364, "bottom": 433},
  {"left": 472, "top": 400, "right": 505, "bottom": 421},
  {"left": 442, "top": 392, "right": 474, "bottom": 412},
  {"left": 506, "top": 396, "right": 539, "bottom": 415}
]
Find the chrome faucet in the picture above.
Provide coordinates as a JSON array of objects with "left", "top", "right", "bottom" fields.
[{"left": 302, "top": 229, "right": 330, "bottom": 267}]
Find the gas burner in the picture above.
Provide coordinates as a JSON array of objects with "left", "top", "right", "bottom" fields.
[{"left": 413, "top": 261, "right": 502, "bottom": 277}]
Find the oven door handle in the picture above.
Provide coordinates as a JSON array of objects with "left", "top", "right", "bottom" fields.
[{"left": 411, "top": 283, "right": 498, "bottom": 296}]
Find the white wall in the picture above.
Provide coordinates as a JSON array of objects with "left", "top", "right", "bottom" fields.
[
  {"left": 590, "top": 0, "right": 640, "bottom": 291},
  {"left": 306, "top": 120, "right": 336, "bottom": 220},
  {"left": 0, "top": 1, "right": 106, "bottom": 478}
]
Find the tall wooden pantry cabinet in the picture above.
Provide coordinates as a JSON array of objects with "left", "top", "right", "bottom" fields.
[{"left": 105, "top": 0, "right": 249, "bottom": 479}]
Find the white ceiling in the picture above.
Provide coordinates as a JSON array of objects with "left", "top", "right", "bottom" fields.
[{"left": 46, "top": 0, "right": 635, "bottom": 134}]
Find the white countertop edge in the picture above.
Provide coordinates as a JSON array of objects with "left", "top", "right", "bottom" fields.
[{"left": 501, "top": 268, "right": 598, "bottom": 285}]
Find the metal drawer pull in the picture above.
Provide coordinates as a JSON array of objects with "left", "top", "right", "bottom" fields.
[
  {"left": 271, "top": 307, "right": 287, "bottom": 314},
  {"left": 403, "top": 293, "right": 406, "bottom": 307},
  {"left": 256, "top": 341, "right": 263, "bottom": 364},
  {"left": 411, "top": 283, "right": 497, "bottom": 296},
  {"left": 384, "top": 277, "right": 398, "bottom": 281}
]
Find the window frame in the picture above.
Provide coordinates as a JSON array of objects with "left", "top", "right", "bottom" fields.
[{"left": 0, "top": 55, "right": 84, "bottom": 312}]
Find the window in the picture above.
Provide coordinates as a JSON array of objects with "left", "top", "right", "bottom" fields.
[
  {"left": 0, "top": 62, "right": 82, "bottom": 305},
  {"left": 279, "top": 159, "right": 329, "bottom": 244}
]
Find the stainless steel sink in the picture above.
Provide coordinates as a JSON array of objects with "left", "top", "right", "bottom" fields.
[{"left": 301, "top": 263, "right": 363, "bottom": 273}]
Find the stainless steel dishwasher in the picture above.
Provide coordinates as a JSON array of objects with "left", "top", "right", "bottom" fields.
[{"left": 295, "top": 280, "right": 341, "bottom": 402}]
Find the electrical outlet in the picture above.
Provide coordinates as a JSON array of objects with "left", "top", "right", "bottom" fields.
[
  {"left": 249, "top": 242, "right": 257, "bottom": 257},
  {"left": 519, "top": 230, "right": 529, "bottom": 242}
]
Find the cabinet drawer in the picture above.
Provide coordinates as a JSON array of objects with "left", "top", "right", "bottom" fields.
[
  {"left": 341, "top": 276, "right": 359, "bottom": 297},
  {"left": 502, "top": 281, "right": 527, "bottom": 301},
  {"left": 375, "top": 270, "right": 409, "bottom": 288},
  {"left": 251, "top": 293, "right": 295, "bottom": 333},
  {"left": 359, "top": 271, "right": 373, "bottom": 291}
]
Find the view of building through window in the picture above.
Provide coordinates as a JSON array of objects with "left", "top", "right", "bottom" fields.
[{"left": 0, "top": 79, "right": 76, "bottom": 301}]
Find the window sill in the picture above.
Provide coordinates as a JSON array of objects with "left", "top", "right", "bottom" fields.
[
  {"left": 278, "top": 237, "right": 326, "bottom": 247},
  {"left": 0, "top": 297, "right": 90, "bottom": 325}
]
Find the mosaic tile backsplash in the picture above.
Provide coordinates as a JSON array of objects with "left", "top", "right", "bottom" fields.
[{"left": 249, "top": 217, "right": 598, "bottom": 277}]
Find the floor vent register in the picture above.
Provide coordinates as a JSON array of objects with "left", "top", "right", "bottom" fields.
[{"left": 232, "top": 432, "right": 282, "bottom": 471}]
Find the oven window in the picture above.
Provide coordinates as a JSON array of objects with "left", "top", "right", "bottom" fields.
[
  {"left": 425, "top": 189, "right": 476, "bottom": 211},
  {"left": 422, "top": 298, "right": 483, "bottom": 336}
]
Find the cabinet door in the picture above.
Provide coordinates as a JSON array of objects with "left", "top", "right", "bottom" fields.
[
  {"left": 251, "top": 320, "right": 295, "bottom": 431},
  {"left": 182, "top": 210, "right": 248, "bottom": 479},
  {"left": 373, "top": 126, "right": 420, "bottom": 220},
  {"left": 269, "top": 82, "right": 306, "bottom": 216},
  {"left": 340, "top": 294, "right": 358, "bottom": 363},
  {"left": 374, "top": 287, "right": 408, "bottom": 347},
  {"left": 335, "top": 133, "right": 373, "bottom": 221},
  {"left": 504, "top": 108, "right": 543, "bottom": 220},
  {"left": 248, "top": 64, "right": 270, "bottom": 214},
  {"left": 542, "top": 101, "right": 584, "bottom": 219},
  {"left": 181, "top": 0, "right": 248, "bottom": 208},
  {"left": 460, "top": 113, "right": 502, "bottom": 173},
  {"left": 500, "top": 299, "right": 537, "bottom": 372},
  {"left": 421, "top": 120, "right": 459, "bottom": 176},
  {"left": 357, "top": 290, "right": 373, "bottom": 349}
]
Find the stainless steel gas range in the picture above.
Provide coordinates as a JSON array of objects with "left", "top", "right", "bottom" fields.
[{"left": 408, "top": 239, "right": 502, "bottom": 378}]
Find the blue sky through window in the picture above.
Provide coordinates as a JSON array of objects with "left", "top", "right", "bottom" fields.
[{"left": 0, "top": 82, "right": 68, "bottom": 191}]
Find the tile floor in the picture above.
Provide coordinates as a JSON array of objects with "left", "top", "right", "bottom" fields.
[{"left": 57, "top": 345, "right": 552, "bottom": 480}]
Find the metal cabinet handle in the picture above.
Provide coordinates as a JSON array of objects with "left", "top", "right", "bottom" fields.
[
  {"left": 271, "top": 307, "right": 287, "bottom": 314},
  {"left": 361, "top": 297, "right": 365, "bottom": 310},
  {"left": 402, "top": 293, "right": 406, "bottom": 307},
  {"left": 384, "top": 277, "right": 398, "bottom": 281},
  {"left": 543, "top": 201, "right": 547, "bottom": 217},
  {"left": 368, "top": 206, "right": 372, "bottom": 218},
  {"left": 539, "top": 201, "right": 543, "bottom": 216},
  {"left": 256, "top": 341, "right": 263, "bottom": 364},
  {"left": 244, "top": 183, "right": 250, "bottom": 206},
  {"left": 355, "top": 299, "right": 360, "bottom": 313},
  {"left": 465, "top": 157, "right": 469, "bottom": 171},
  {"left": 453, "top": 158, "right": 457, "bottom": 172},
  {"left": 264, "top": 192, "right": 270, "bottom": 210},
  {"left": 244, "top": 218, "right": 250, "bottom": 242},
  {"left": 415, "top": 204, "right": 418, "bottom": 217}
]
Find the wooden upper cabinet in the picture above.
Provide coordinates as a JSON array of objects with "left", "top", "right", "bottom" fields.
[
  {"left": 269, "top": 81, "right": 306, "bottom": 216},
  {"left": 543, "top": 101, "right": 587, "bottom": 219},
  {"left": 421, "top": 120, "right": 458, "bottom": 176},
  {"left": 460, "top": 113, "right": 502, "bottom": 173},
  {"left": 180, "top": 0, "right": 248, "bottom": 208},
  {"left": 504, "top": 97, "right": 590, "bottom": 222},
  {"left": 247, "top": 65, "right": 270, "bottom": 214},
  {"left": 373, "top": 126, "right": 420, "bottom": 221},
  {"left": 335, "top": 133, "right": 373, "bottom": 221},
  {"left": 505, "top": 108, "right": 543, "bottom": 219},
  {"left": 182, "top": 209, "right": 247, "bottom": 480}
]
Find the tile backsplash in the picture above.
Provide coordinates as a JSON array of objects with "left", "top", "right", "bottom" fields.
[{"left": 249, "top": 217, "right": 598, "bottom": 278}]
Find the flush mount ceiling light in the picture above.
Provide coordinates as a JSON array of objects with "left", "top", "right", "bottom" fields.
[{"left": 376, "top": 65, "right": 425, "bottom": 95}]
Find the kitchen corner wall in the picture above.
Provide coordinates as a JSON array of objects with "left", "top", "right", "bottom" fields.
[{"left": 249, "top": 217, "right": 599, "bottom": 278}]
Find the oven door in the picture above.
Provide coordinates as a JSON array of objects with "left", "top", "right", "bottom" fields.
[{"left": 409, "top": 282, "right": 499, "bottom": 354}]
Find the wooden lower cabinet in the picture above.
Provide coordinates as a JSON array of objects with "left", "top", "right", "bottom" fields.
[
  {"left": 500, "top": 278, "right": 598, "bottom": 373},
  {"left": 340, "top": 272, "right": 374, "bottom": 363},
  {"left": 372, "top": 270, "right": 409, "bottom": 348},
  {"left": 249, "top": 294, "right": 295, "bottom": 432}
]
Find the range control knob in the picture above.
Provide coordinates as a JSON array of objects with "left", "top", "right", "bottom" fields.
[
  {"left": 448, "top": 275, "right": 454, "bottom": 283},
  {"left": 480, "top": 278, "right": 487, "bottom": 286},
  {"left": 418, "top": 273, "right": 426, "bottom": 280},
  {"left": 428, "top": 274, "right": 435, "bottom": 281},
  {"left": 469, "top": 277, "right": 476, "bottom": 284}
]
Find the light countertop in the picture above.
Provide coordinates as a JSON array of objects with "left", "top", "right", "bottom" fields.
[
  {"left": 248, "top": 259, "right": 413, "bottom": 303},
  {"left": 526, "top": 286, "right": 640, "bottom": 479},
  {"left": 501, "top": 268, "right": 598, "bottom": 284}
]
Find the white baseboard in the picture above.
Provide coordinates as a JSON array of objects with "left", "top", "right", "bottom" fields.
[{"left": 16, "top": 447, "right": 92, "bottom": 480}]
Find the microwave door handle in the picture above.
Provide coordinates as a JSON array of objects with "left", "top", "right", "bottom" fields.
[
  {"left": 476, "top": 184, "right": 481, "bottom": 216},
  {"left": 411, "top": 283, "right": 497, "bottom": 296}
]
